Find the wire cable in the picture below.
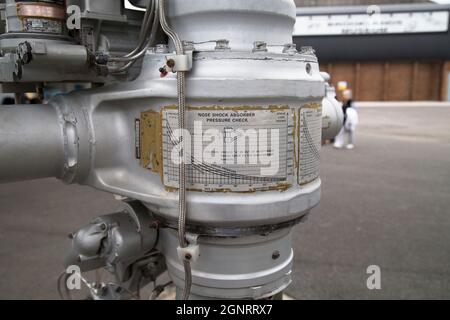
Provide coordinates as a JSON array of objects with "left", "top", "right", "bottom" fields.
[
  {"left": 158, "top": 0, "right": 191, "bottom": 301},
  {"left": 106, "top": 0, "right": 157, "bottom": 73}
]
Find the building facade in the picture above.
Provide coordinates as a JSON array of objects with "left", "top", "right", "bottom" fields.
[
  {"left": 295, "top": 0, "right": 429, "bottom": 7},
  {"left": 294, "top": 2, "right": 450, "bottom": 101}
]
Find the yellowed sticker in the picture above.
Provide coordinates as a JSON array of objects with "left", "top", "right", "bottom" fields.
[
  {"left": 139, "top": 106, "right": 296, "bottom": 193},
  {"left": 139, "top": 110, "right": 163, "bottom": 174}
]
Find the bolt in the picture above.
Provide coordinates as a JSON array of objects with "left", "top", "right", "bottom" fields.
[
  {"left": 166, "top": 59, "right": 175, "bottom": 69},
  {"left": 283, "top": 43, "right": 297, "bottom": 55},
  {"left": 185, "top": 253, "right": 192, "bottom": 261},
  {"left": 272, "top": 251, "right": 281, "bottom": 260},
  {"left": 253, "top": 41, "right": 268, "bottom": 53},
  {"left": 17, "top": 42, "right": 32, "bottom": 64},
  {"left": 95, "top": 52, "right": 109, "bottom": 65}
]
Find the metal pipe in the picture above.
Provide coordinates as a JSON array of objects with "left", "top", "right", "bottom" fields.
[
  {"left": 108, "top": 0, "right": 159, "bottom": 74},
  {"left": 0, "top": 104, "right": 64, "bottom": 183},
  {"left": 32, "top": 43, "right": 89, "bottom": 68},
  {"left": 109, "top": 0, "right": 155, "bottom": 62}
]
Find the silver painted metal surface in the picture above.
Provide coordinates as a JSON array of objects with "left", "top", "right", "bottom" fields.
[
  {"left": 0, "top": 103, "right": 64, "bottom": 182},
  {"left": 0, "top": 52, "right": 324, "bottom": 226},
  {"left": 0, "top": 49, "right": 324, "bottom": 227},
  {"left": 63, "top": 200, "right": 164, "bottom": 300},
  {"left": 159, "top": 228, "right": 293, "bottom": 300},
  {"left": 0, "top": 0, "right": 144, "bottom": 85},
  {"left": 0, "top": 0, "right": 326, "bottom": 300},
  {"left": 167, "top": 0, "right": 296, "bottom": 52}
]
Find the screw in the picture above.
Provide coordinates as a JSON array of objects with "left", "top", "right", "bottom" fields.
[
  {"left": 185, "top": 253, "right": 192, "bottom": 261},
  {"left": 283, "top": 43, "right": 297, "bottom": 55},
  {"left": 272, "top": 251, "right": 281, "bottom": 260},
  {"left": 166, "top": 59, "right": 175, "bottom": 69}
]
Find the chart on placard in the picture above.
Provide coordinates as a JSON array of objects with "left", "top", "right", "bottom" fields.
[
  {"left": 162, "top": 108, "right": 295, "bottom": 191},
  {"left": 299, "top": 104, "right": 322, "bottom": 185}
]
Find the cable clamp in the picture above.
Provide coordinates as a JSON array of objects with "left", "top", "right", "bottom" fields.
[
  {"left": 177, "top": 233, "right": 200, "bottom": 262},
  {"left": 177, "top": 244, "right": 199, "bottom": 263},
  {"left": 165, "top": 52, "right": 193, "bottom": 72}
]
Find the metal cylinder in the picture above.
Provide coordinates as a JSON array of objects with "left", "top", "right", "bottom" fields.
[
  {"left": 159, "top": 227, "right": 293, "bottom": 300},
  {"left": 0, "top": 103, "right": 64, "bottom": 182},
  {"left": 0, "top": 0, "right": 324, "bottom": 228},
  {"left": 29, "top": 43, "right": 89, "bottom": 68},
  {"left": 167, "top": 0, "right": 296, "bottom": 52},
  {"left": 321, "top": 72, "right": 344, "bottom": 141}
]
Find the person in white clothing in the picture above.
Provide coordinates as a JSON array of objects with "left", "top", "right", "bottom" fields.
[{"left": 334, "top": 89, "right": 359, "bottom": 150}]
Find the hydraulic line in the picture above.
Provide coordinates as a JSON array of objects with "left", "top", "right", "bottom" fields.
[
  {"left": 108, "top": 8, "right": 160, "bottom": 73},
  {"left": 158, "top": 0, "right": 191, "bottom": 301},
  {"left": 108, "top": 0, "right": 155, "bottom": 63}
]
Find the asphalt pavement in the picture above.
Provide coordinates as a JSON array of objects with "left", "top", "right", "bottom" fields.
[{"left": 0, "top": 106, "right": 449, "bottom": 299}]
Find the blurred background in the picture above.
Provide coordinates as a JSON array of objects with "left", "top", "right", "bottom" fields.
[{"left": 294, "top": 0, "right": 450, "bottom": 102}]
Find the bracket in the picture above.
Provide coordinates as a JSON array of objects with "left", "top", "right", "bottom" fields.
[
  {"left": 177, "top": 233, "right": 200, "bottom": 263},
  {"left": 165, "top": 52, "right": 193, "bottom": 72}
]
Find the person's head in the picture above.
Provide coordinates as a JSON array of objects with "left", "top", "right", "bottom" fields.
[{"left": 342, "top": 89, "right": 353, "bottom": 102}]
